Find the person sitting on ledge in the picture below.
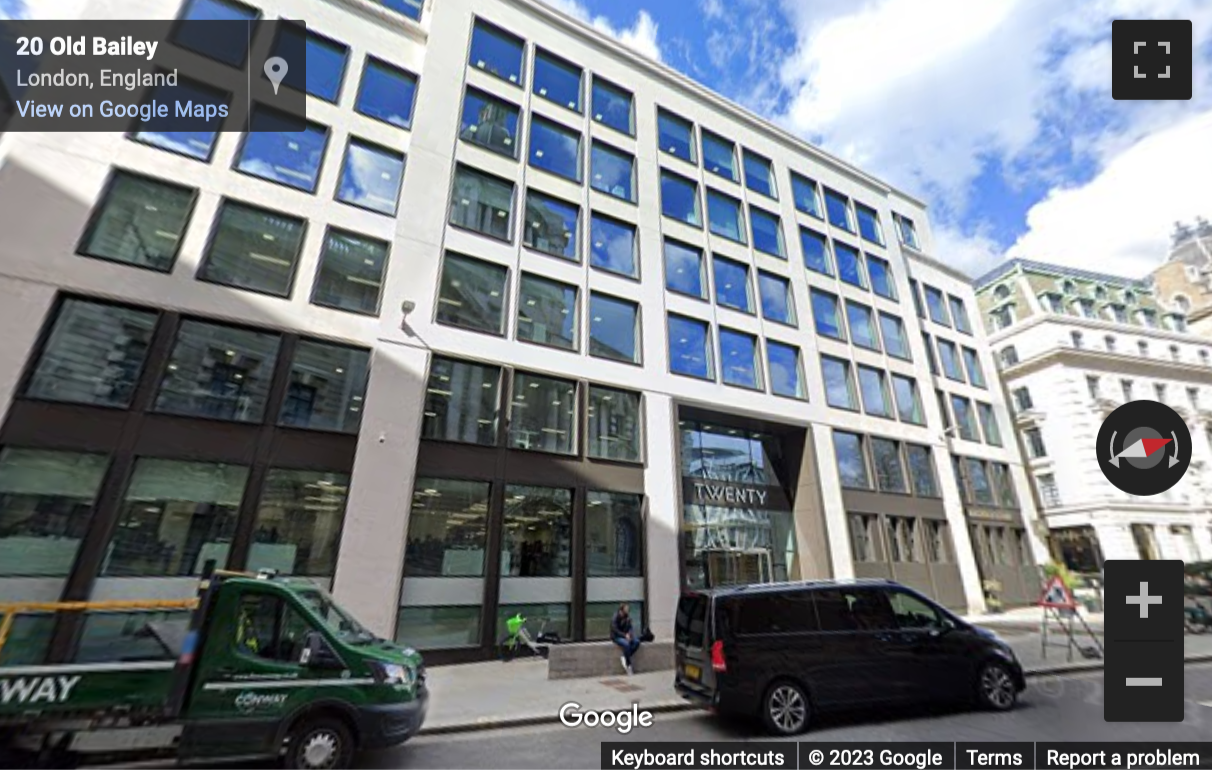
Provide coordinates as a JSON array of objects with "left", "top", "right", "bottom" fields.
[{"left": 611, "top": 603, "right": 640, "bottom": 675}]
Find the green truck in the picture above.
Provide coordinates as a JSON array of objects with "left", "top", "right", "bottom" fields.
[{"left": 0, "top": 568, "right": 428, "bottom": 768}]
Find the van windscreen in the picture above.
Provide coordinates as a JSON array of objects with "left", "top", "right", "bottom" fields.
[{"left": 675, "top": 594, "right": 707, "bottom": 647}]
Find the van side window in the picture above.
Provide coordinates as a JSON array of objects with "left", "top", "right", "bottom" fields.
[
  {"left": 675, "top": 594, "right": 708, "bottom": 647},
  {"left": 889, "top": 591, "right": 943, "bottom": 630},
  {"left": 813, "top": 588, "right": 896, "bottom": 631},
  {"left": 738, "top": 592, "right": 817, "bottom": 634},
  {"left": 235, "top": 592, "right": 315, "bottom": 663}
]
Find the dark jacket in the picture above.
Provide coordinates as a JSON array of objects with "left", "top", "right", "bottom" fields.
[{"left": 611, "top": 611, "right": 632, "bottom": 639}]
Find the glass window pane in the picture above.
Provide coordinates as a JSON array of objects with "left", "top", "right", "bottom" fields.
[
  {"left": 154, "top": 320, "right": 280, "bottom": 422},
  {"left": 664, "top": 239, "right": 706, "bottom": 298},
  {"left": 529, "top": 117, "right": 582, "bottom": 182},
  {"left": 713, "top": 257, "right": 751, "bottom": 313},
  {"left": 589, "top": 213, "right": 637, "bottom": 277},
  {"left": 668, "top": 315, "right": 713, "bottom": 379},
  {"left": 750, "top": 208, "right": 785, "bottom": 257},
  {"left": 459, "top": 88, "right": 520, "bottom": 157},
  {"left": 501, "top": 485, "right": 572, "bottom": 576},
  {"left": 923, "top": 333, "right": 939, "bottom": 374},
  {"left": 436, "top": 251, "right": 509, "bottom": 334},
  {"left": 79, "top": 172, "right": 194, "bottom": 271},
  {"left": 450, "top": 165, "right": 514, "bottom": 240},
  {"left": 356, "top": 58, "right": 417, "bottom": 129},
  {"left": 660, "top": 171, "right": 701, "bottom": 226},
  {"left": 278, "top": 31, "right": 347, "bottom": 102},
  {"left": 938, "top": 340, "right": 963, "bottom": 380},
  {"left": 590, "top": 78, "right": 633, "bottom": 135},
  {"left": 396, "top": 606, "right": 481, "bottom": 650},
  {"left": 591, "top": 143, "right": 635, "bottom": 201},
  {"left": 311, "top": 229, "right": 389, "bottom": 315},
  {"left": 236, "top": 109, "right": 328, "bottom": 192},
  {"left": 422, "top": 357, "right": 501, "bottom": 445},
  {"left": 379, "top": 0, "right": 423, "bottom": 21},
  {"left": 589, "top": 293, "right": 639, "bottom": 364},
  {"left": 533, "top": 50, "right": 582, "bottom": 111},
  {"left": 104, "top": 459, "right": 249, "bottom": 577},
  {"left": 588, "top": 387, "right": 641, "bottom": 461},
  {"left": 25, "top": 299, "right": 158, "bottom": 407},
  {"left": 892, "top": 375, "right": 923, "bottom": 424},
  {"left": 822, "top": 356, "right": 856, "bottom": 409},
  {"left": 405, "top": 478, "right": 490, "bottom": 576},
  {"left": 508, "top": 373, "right": 577, "bottom": 454},
  {"left": 278, "top": 340, "right": 369, "bottom": 433},
  {"left": 719, "top": 328, "right": 760, "bottom": 389},
  {"left": 199, "top": 201, "right": 305, "bottom": 297},
  {"left": 800, "top": 228, "right": 832, "bottom": 275},
  {"left": 657, "top": 110, "right": 695, "bottom": 162},
  {"left": 131, "top": 78, "right": 226, "bottom": 160},
  {"left": 835, "top": 243, "right": 867, "bottom": 288},
  {"left": 846, "top": 301, "right": 880, "bottom": 351},
  {"left": 869, "top": 256, "right": 896, "bottom": 299},
  {"left": 524, "top": 191, "right": 580, "bottom": 261},
  {"left": 978, "top": 402, "right": 1002, "bottom": 446},
  {"left": 701, "top": 131, "right": 737, "bottom": 181},
  {"left": 858, "top": 365, "right": 891, "bottom": 417},
  {"left": 707, "top": 190, "right": 745, "bottom": 243},
  {"left": 962, "top": 347, "right": 987, "bottom": 387},
  {"left": 469, "top": 19, "right": 524, "bottom": 85},
  {"left": 742, "top": 150, "right": 774, "bottom": 197},
  {"left": 824, "top": 188, "right": 853, "bottom": 232},
  {"left": 855, "top": 204, "right": 883, "bottom": 245},
  {"left": 0, "top": 449, "right": 108, "bottom": 577},
  {"left": 758, "top": 272, "right": 794, "bottom": 325},
  {"left": 336, "top": 139, "right": 405, "bottom": 215},
  {"left": 879, "top": 312, "right": 910, "bottom": 360},
  {"left": 173, "top": 0, "right": 258, "bottom": 67},
  {"left": 949, "top": 296, "right": 972, "bottom": 333},
  {"left": 516, "top": 274, "right": 578, "bottom": 351},
  {"left": 767, "top": 341, "right": 804, "bottom": 399},
  {"left": 791, "top": 173, "right": 822, "bottom": 218},
  {"left": 811, "top": 289, "right": 845, "bottom": 340},
  {"left": 906, "top": 445, "right": 938, "bottom": 497},
  {"left": 248, "top": 470, "right": 349, "bottom": 577},
  {"left": 965, "top": 459, "right": 994, "bottom": 505},
  {"left": 833, "top": 431, "right": 869, "bottom": 489},
  {"left": 586, "top": 491, "right": 643, "bottom": 575},
  {"left": 871, "top": 438, "right": 906, "bottom": 493},
  {"left": 951, "top": 395, "right": 979, "bottom": 440},
  {"left": 924, "top": 285, "right": 950, "bottom": 325}
]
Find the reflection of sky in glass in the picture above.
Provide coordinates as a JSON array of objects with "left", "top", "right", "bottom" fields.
[
  {"left": 835, "top": 243, "right": 866, "bottom": 288},
  {"left": 720, "top": 329, "right": 759, "bottom": 389},
  {"left": 591, "top": 143, "right": 634, "bottom": 201},
  {"left": 925, "top": 287, "right": 951, "bottom": 324},
  {"left": 589, "top": 294, "right": 638, "bottom": 363},
  {"left": 702, "top": 132, "right": 737, "bottom": 181},
  {"left": 459, "top": 89, "right": 518, "bottom": 157},
  {"left": 822, "top": 357, "right": 855, "bottom": 408},
  {"left": 381, "top": 0, "right": 423, "bottom": 21},
  {"left": 591, "top": 79, "right": 633, "bottom": 134},
  {"left": 664, "top": 241, "right": 705, "bottom": 298},
  {"left": 964, "top": 348, "right": 986, "bottom": 386},
  {"left": 758, "top": 273, "right": 793, "bottom": 324},
  {"left": 938, "top": 341, "right": 963, "bottom": 380},
  {"left": 525, "top": 192, "right": 579, "bottom": 261},
  {"left": 893, "top": 375, "right": 923, "bottom": 423},
  {"left": 529, "top": 118, "right": 581, "bottom": 181},
  {"left": 750, "top": 208, "right": 783, "bottom": 256},
  {"left": 791, "top": 174, "right": 822, "bottom": 217},
  {"left": 533, "top": 52, "right": 583, "bottom": 111},
  {"left": 825, "top": 189, "right": 853, "bottom": 231},
  {"left": 800, "top": 228, "right": 831, "bottom": 274},
  {"left": 661, "top": 172, "right": 700, "bottom": 226},
  {"left": 469, "top": 22, "right": 524, "bottom": 84},
  {"left": 767, "top": 341, "right": 802, "bottom": 398},
  {"left": 743, "top": 152, "right": 774, "bottom": 197},
  {"left": 868, "top": 257, "right": 896, "bottom": 299},
  {"left": 834, "top": 432, "right": 869, "bottom": 488},
  {"left": 589, "top": 214, "right": 636, "bottom": 277},
  {"left": 858, "top": 367, "right": 890, "bottom": 416},
  {"left": 295, "top": 33, "right": 346, "bottom": 101},
  {"left": 713, "top": 258, "right": 750, "bottom": 312},
  {"left": 707, "top": 191, "right": 744, "bottom": 243},
  {"left": 856, "top": 206, "right": 883, "bottom": 244},
  {"left": 237, "top": 112, "right": 328, "bottom": 191},
  {"left": 174, "top": 0, "right": 257, "bottom": 67},
  {"left": 337, "top": 140, "right": 404, "bottom": 215},
  {"left": 880, "top": 313, "right": 909, "bottom": 358},
  {"left": 357, "top": 59, "right": 417, "bottom": 128},
  {"left": 811, "top": 289, "right": 844, "bottom": 339},
  {"left": 133, "top": 79, "right": 224, "bottom": 160},
  {"left": 846, "top": 302, "right": 879, "bottom": 350},
  {"left": 658, "top": 111, "right": 695, "bottom": 162},
  {"left": 953, "top": 399, "right": 978, "bottom": 440},
  {"left": 668, "top": 315, "right": 712, "bottom": 379}
]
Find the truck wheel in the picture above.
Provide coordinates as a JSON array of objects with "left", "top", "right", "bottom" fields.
[{"left": 283, "top": 717, "right": 354, "bottom": 770}]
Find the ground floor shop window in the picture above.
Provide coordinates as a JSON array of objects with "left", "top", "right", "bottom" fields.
[
  {"left": 584, "top": 601, "right": 645, "bottom": 640},
  {"left": 396, "top": 605, "right": 482, "bottom": 650},
  {"left": 1052, "top": 526, "right": 1101, "bottom": 573},
  {"left": 247, "top": 469, "right": 350, "bottom": 577},
  {"left": 404, "top": 478, "right": 490, "bottom": 577},
  {"left": 502, "top": 485, "right": 572, "bottom": 576}
]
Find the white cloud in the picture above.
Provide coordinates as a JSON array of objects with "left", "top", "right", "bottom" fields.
[{"left": 538, "top": 0, "right": 661, "bottom": 61}]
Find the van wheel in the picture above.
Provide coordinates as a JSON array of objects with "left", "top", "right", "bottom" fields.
[
  {"left": 284, "top": 717, "right": 354, "bottom": 770},
  {"left": 761, "top": 680, "right": 811, "bottom": 735},
  {"left": 975, "top": 661, "right": 1018, "bottom": 711}
]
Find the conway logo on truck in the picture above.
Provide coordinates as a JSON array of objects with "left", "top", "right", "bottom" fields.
[{"left": 0, "top": 676, "right": 81, "bottom": 704}]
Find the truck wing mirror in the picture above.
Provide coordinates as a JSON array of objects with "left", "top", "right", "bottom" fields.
[{"left": 301, "top": 631, "right": 344, "bottom": 669}]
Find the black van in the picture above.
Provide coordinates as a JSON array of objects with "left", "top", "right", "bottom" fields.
[{"left": 674, "top": 579, "right": 1025, "bottom": 735}]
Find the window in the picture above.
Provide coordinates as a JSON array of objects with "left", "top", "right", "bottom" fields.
[
  {"left": 871, "top": 438, "right": 907, "bottom": 493},
  {"left": 964, "top": 459, "right": 995, "bottom": 505},
  {"left": 154, "top": 320, "right": 280, "bottom": 423},
  {"left": 508, "top": 373, "right": 577, "bottom": 454},
  {"left": 668, "top": 314, "right": 713, "bottom": 379},
  {"left": 924, "top": 285, "right": 950, "bottom": 325},
  {"left": 1170, "top": 344, "right": 1181, "bottom": 361},
  {"left": 24, "top": 299, "right": 158, "bottom": 408},
  {"left": 750, "top": 208, "right": 785, "bottom": 257},
  {"left": 850, "top": 514, "right": 878, "bottom": 562},
  {"left": 378, "top": 0, "right": 422, "bottom": 20},
  {"left": 404, "top": 477, "right": 489, "bottom": 581},
  {"left": 310, "top": 229, "right": 389, "bottom": 316},
  {"left": 811, "top": 289, "right": 845, "bottom": 340},
  {"left": 1106, "top": 336, "right": 1118, "bottom": 352},
  {"left": 857, "top": 366, "right": 892, "bottom": 417},
  {"left": 890, "top": 591, "right": 943, "bottom": 630},
  {"left": 657, "top": 109, "right": 696, "bottom": 162},
  {"left": 278, "top": 340, "right": 369, "bottom": 434},
  {"left": 823, "top": 188, "right": 853, "bottom": 232},
  {"left": 0, "top": 449, "right": 108, "bottom": 578},
  {"left": 356, "top": 58, "right": 417, "bottom": 129},
  {"left": 590, "top": 142, "right": 635, "bottom": 201},
  {"left": 719, "top": 329, "right": 761, "bottom": 389},
  {"left": 1203, "top": 350, "right": 1210, "bottom": 365},
  {"left": 1061, "top": 280, "right": 1076, "bottom": 295},
  {"left": 977, "top": 402, "right": 1001, "bottom": 445},
  {"left": 1012, "top": 386, "right": 1033, "bottom": 411},
  {"left": 936, "top": 390, "right": 951, "bottom": 428},
  {"left": 1036, "top": 473, "right": 1060, "bottom": 508},
  {"left": 524, "top": 191, "right": 580, "bottom": 261},
  {"left": 713, "top": 257, "right": 752, "bottom": 313},
  {"left": 822, "top": 357, "right": 857, "bottom": 409},
  {"left": 961, "top": 347, "right": 986, "bottom": 387},
  {"left": 1109, "top": 304, "right": 1128, "bottom": 323},
  {"left": 892, "top": 375, "right": 924, "bottom": 424},
  {"left": 833, "top": 431, "right": 869, "bottom": 489},
  {"left": 991, "top": 463, "right": 1017, "bottom": 507},
  {"left": 758, "top": 272, "right": 795, "bottom": 325},
  {"left": 767, "top": 341, "right": 804, "bottom": 399},
  {"left": 586, "top": 491, "right": 643, "bottom": 575},
  {"left": 1189, "top": 386, "right": 1200, "bottom": 409},
  {"left": 706, "top": 190, "right": 746, "bottom": 243},
  {"left": 235, "top": 109, "right": 328, "bottom": 192},
  {"left": 879, "top": 313, "right": 910, "bottom": 360},
  {"left": 938, "top": 339, "right": 964, "bottom": 381},
  {"left": 1138, "top": 340, "right": 1149, "bottom": 357},
  {"left": 1086, "top": 375, "right": 1101, "bottom": 400},
  {"left": 469, "top": 19, "right": 524, "bottom": 84},
  {"left": 436, "top": 252, "right": 508, "bottom": 334},
  {"left": 735, "top": 592, "right": 817, "bottom": 634},
  {"left": 248, "top": 470, "right": 349, "bottom": 577},
  {"left": 589, "top": 293, "right": 640, "bottom": 364},
  {"left": 459, "top": 87, "right": 520, "bottom": 157},
  {"left": 906, "top": 445, "right": 938, "bottom": 497},
  {"left": 855, "top": 204, "right": 883, "bottom": 245},
  {"left": 1025, "top": 427, "right": 1047, "bottom": 458},
  {"left": 279, "top": 30, "right": 347, "bottom": 102},
  {"left": 501, "top": 485, "right": 572, "bottom": 576},
  {"left": 868, "top": 256, "right": 896, "bottom": 299},
  {"left": 336, "top": 138, "right": 405, "bottom": 215},
  {"left": 589, "top": 213, "right": 637, "bottom": 277},
  {"left": 701, "top": 131, "right": 737, "bottom": 181},
  {"left": 529, "top": 117, "right": 582, "bottom": 182},
  {"left": 948, "top": 296, "right": 972, "bottom": 333},
  {"left": 1138, "top": 309, "right": 1159, "bottom": 328},
  {"left": 173, "top": 0, "right": 259, "bottom": 67},
  {"left": 800, "top": 228, "right": 832, "bottom": 275},
  {"left": 999, "top": 346, "right": 1019, "bottom": 367},
  {"left": 950, "top": 395, "right": 978, "bottom": 441},
  {"left": 922, "top": 333, "right": 939, "bottom": 375},
  {"left": 742, "top": 150, "right": 775, "bottom": 198},
  {"left": 1071, "top": 331, "right": 1084, "bottom": 349},
  {"left": 532, "top": 50, "right": 582, "bottom": 111},
  {"left": 909, "top": 279, "right": 925, "bottom": 319},
  {"left": 587, "top": 387, "right": 641, "bottom": 461},
  {"left": 846, "top": 301, "right": 880, "bottom": 351},
  {"left": 664, "top": 239, "right": 706, "bottom": 298},
  {"left": 450, "top": 165, "right": 514, "bottom": 240},
  {"left": 199, "top": 202, "right": 305, "bottom": 297},
  {"left": 1154, "top": 383, "right": 1167, "bottom": 403},
  {"left": 660, "top": 171, "right": 701, "bottom": 226},
  {"left": 516, "top": 274, "right": 578, "bottom": 351},
  {"left": 79, "top": 172, "right": 195, "bottom": 271},
  {"left": 894, "top": 214, "right": 919, "bottom": 249},
  {"left": 990, "top": 306, "right": 1013, "bottom": 331},
  {"left": 1075, "top": 298, "right": 1096, "bottom": 318},
  {"left": 791, "top": 173, "right": 822, "bottom": 218},
  {"left": 591, "top": 78, "right": 634, "bottom": 135},
  {"left": 835, "top": 243, "right": 866, "bottom": 288},
  {"left": 422, "top": 357, "right": 501, "bottom": 445},
  {"left": 131, "top": 78, "right": 227, "bottom": 160},
  {"left": 104, "top": 459, "right": 248, "bottom": 577}
]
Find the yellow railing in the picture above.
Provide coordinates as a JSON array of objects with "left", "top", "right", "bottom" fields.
[{"left": 0, "top": 598, "right": 199, "bottom": 662}]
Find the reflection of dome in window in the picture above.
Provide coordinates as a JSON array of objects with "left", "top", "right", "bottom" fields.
[{"left": 1175, "top": 295, "right": 1191, "bottom": 312}]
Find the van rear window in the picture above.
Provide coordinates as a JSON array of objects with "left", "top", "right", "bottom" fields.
[{"left": 675, "top": 594, "right": 707, "bottom": 647}]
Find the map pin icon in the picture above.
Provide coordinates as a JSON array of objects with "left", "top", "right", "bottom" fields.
[{"left": 264, "top": 56, "right": 288, "bottom": 95}]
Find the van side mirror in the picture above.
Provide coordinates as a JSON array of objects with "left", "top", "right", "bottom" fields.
[{"left": 300, "top": 631, "right": 344, "bottom": 670}]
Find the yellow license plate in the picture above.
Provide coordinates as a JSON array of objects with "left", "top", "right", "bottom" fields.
[{"left": 683, "top": 663, "right": 701, "bottom": 680}]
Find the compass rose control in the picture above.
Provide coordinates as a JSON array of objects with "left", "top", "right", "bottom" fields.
[{"left": 1097, "top": 400, "right": 1191, "bottom": 496}]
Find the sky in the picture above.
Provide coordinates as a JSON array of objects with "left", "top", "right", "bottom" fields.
[{"left": 4, "top": 0, "right": 1210, "bottom": 280}]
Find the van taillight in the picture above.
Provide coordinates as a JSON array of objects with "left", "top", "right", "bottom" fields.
[{"left": 710, "top": 639, "right": 726, "bottom": 673}]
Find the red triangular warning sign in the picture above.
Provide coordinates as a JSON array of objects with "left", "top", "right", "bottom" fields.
[{"left": 1038, "top": 576, "right": 1077, "bottom": 609}]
